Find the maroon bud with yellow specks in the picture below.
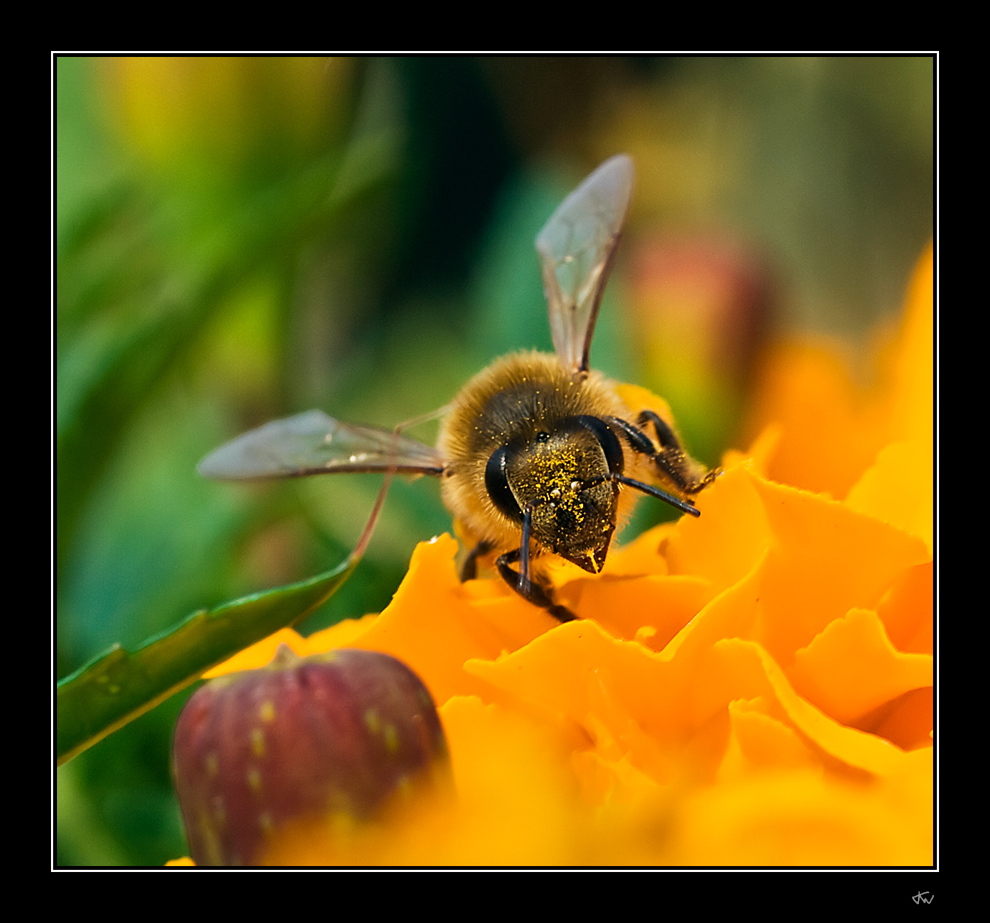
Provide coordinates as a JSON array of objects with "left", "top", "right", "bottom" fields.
[{"left": 172, "top": 646, "right": 449, "bottom": 866}]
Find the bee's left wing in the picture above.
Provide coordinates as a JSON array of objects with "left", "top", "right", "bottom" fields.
[
  {"left": 536, "top": 154, "right": 634, "bottom": 380},
  {"left": 197, "top": 409, "right": 446, "bottom": 481}
]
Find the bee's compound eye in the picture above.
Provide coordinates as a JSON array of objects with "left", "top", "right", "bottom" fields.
[
  {"left": 485, "top": 445, "right": 523, "bottom": 522},
  {"left": 573, "top": 415, "right": 625, "bottom": 477}
]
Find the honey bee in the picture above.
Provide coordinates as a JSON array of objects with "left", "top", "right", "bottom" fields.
[{"left": 199, "top": 155, "right": 716, "bottom": 621}]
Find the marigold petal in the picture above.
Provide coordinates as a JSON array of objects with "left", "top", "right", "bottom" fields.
[
  {"left": 789, "top": 607, "right": 933, "bottom": 727},
  {"left": 742, "top": 341, "right": 892, "bottom": 497},
  {"left": 556, "top": 573, "right": 712, "bottom": 648},
  {"left": 675, "top": 757, "right": 932, "bottom": 866},
  {"left": 863, "top": 686, "right": 933, "bottom": 752},
  {"left": 434, "top": 695, "right": 580, "bottom": 864},
  {"left": 876, "top": 562, "right": 933, "bottom": 655},
  {"left": 747, "top": 475, "right": 931, "bottom": 664},
  {"left": 846, "top": 440, "right": 933, "bottom": 555},
  {"left": 717, "top": 638, "right": 907, "bottom": 776},
  {"left": 302, "top": 613, "right": 379, "bottom": 653},
  {"left": 721, "top": 699, "right": 820, "bottom": 775},
  {"left": 595, "top": 523, "right": 675, "bottom": 577},
  {"left": 661, "top": 462, "right": 772, "bottom": 594}
]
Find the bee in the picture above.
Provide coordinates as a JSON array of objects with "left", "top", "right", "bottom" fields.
[{"left": 199, "top": 155, "right": 716, "bottom": 622}]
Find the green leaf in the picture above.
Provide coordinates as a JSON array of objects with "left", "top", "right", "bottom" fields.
[{"left": 56, "top": 554, "right": 359, "bottom": 767}]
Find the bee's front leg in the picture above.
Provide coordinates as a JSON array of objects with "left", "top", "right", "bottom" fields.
[
  {"left": 495, "top": 548, "right": 576, "bottom": 623},
  {"left": 635, "top": 410, "right": 717, "bottom": 494},
  {"left": 609, "top": 411, "right": 717, "bottom": 495}
]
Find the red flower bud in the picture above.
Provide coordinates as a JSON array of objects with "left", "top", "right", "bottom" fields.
[{"left": 172, "top": 646, "right": 449, "bottom": 865}]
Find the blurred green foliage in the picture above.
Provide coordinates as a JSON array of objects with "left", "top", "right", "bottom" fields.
[{"left": 55, "top": 56, "right": 933, "bottom": 866}]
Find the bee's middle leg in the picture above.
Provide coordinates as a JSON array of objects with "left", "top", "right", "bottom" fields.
[{"left": 459, "top": 540, "right": 494, "bottom": 582}]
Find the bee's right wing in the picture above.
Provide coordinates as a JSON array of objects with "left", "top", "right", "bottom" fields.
[
  {"left": 535, "top": 154, "right": 634, "bottom": 380},
  {"left": 197, "top": 410, "right": 446, "bottom": 481}
]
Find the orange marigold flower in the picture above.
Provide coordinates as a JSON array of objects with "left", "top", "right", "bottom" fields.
[{"left": 192, "top": 243, "right": 933, "bottom": 866}]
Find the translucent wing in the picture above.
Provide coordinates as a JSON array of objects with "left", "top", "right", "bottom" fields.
[
  {"left": 535, "top": 154, "right": 634, "bottom": 379},
  {"left": 197, "top": 410, "right": 446, "bottom": 481}
]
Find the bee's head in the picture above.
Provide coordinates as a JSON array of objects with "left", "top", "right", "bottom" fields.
[{"left": 485, "top": 419, "right": 622, "bottom": 572}]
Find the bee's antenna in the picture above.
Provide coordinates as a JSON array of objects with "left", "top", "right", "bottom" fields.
[
  {"left": 581, "top": 472, "right": 701, "bottom": 518},
  {"left": 615, "top": 474, "right": 701, "bottom": 517}
]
